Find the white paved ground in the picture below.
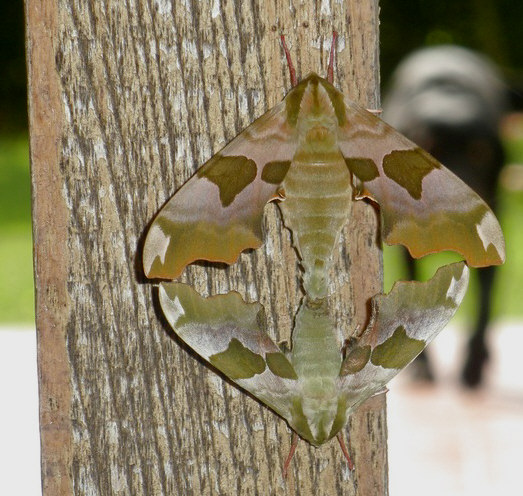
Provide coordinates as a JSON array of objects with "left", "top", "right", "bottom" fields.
[
  {"left": 388, "top": 321, "right": 523, "bottom": 496},
  {"left": 1, "top": 322, "right": 522, "bottom": 495},
  {"left": 0, "top": 328, "right": 40, "bottom": 496}
]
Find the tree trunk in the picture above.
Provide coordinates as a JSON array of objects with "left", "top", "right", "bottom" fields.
[{"left": 27, "top": 0, "right": 385, "bottom": 494}]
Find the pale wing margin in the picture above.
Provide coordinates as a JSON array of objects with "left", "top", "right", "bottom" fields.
[
  {"left": 143, "top": 101, "right": 297, "bottom": 279},
  {"left": 159, "top": 282, "right": 299, "bottom": 420}
]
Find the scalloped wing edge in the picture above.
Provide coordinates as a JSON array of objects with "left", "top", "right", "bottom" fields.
[{"left": 339, "top": 262, "right": 469, "bottom": 397}]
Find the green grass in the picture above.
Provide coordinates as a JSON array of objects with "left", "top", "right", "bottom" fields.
[
  {"left": 0, "top": 132, "right": 522, "bottom": 325},
  {"left": 0, "top": 135, "right": 34, "bottom": 324},
  {"left": 0, "top": 226, "right": 34, "bottom": 322}
]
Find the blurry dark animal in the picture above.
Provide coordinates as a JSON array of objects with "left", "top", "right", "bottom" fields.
[{"left": 383, "top": 46, "right": 507, "bottom": 387}]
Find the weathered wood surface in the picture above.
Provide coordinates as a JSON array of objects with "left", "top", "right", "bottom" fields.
[{"left": 27, "top": 0, "right": 385, "bottom": 494}]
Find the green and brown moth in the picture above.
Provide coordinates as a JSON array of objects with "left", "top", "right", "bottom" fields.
[{"left": 143, "top": 33, "right": 504, "bottom": 475}]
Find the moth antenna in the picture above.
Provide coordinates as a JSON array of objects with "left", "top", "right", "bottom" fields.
[
  {"left": 280, "top": 34, "right": 298, "bottom": 87},
  {"left": 327, "top": 31, "right": 338, "bottom": 84},
  {"left": 336, "top": 433, "right": 355, "bottom": 471},
  {"left": 282, "top": 432, "right": 299, "bottom": 478}
]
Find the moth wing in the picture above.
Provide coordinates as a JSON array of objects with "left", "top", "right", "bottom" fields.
[
  {"left": 338, "top": 99, "right": 505, "bottom": 267},
  {"left": 159, "top": 283, "right": 298, "bottom": 420},
  {"left": 339, "top": 262, "right": 469, "bottom": 397},
  {"left": 144, "top": 102, "right": 296, "bottom": 279}
]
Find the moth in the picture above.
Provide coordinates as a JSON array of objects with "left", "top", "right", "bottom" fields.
[{"left": 143, "top": 33, "right": 504, "bottom": 474}]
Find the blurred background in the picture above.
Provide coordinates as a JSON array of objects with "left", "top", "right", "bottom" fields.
[{"left": 1, "top": 0, "right": 522, "bottom": 494}]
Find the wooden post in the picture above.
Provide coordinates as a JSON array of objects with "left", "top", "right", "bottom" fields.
[{"left": 27, "top": 0, "right": 385, "bottom": 494}]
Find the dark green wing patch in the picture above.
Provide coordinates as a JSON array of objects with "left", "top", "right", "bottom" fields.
[
  {"left": 285, "top": 80, "right": 307, "bottom": 127},
  {"left": 261, "top": 161, "right": 292, "bottom": 184},
  {"left": 209, "top": 338, "right": 266, "bottom": 379},
  {"left": 345, "top": 157, "right": 380, "bottom": 183},
  {"left": 266, "top": 352, "right": 298, "bottom": 379},
  {"left": 382, "top": 148, "right": 440, "bottom": 200},
  {"left": 370, "top": 326, "right": 425, "bottom": 369},
  {"left": 340, "top": 345, "right": 371, "bottom": 376},
  {"left": 289, "top": 397, "right": 315, "bottom": 445},
  {"left": 198, "top": 154, "right": 257, "bottom": 207},
  {"left": 320, "top": 79, "right": 347, "bottom": 126}
]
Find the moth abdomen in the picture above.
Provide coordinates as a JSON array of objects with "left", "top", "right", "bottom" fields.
[{"left": 280, "top": 148, "right": 353, "bottom": 298}]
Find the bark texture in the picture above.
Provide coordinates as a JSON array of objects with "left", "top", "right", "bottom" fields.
[{"left": 27, "top": 0, "right": 386, "bottom": 494}]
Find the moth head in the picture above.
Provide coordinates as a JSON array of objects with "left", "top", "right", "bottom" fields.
[{"left": 287, "top": 73, "right": 341, "bottom": 137}]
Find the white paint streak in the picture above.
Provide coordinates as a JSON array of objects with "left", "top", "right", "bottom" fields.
[
  {"left": 337, "top": 34, "right": 346, "bottom": 51},
  {"left": 136, "top": 43, "right": 146, "bottom": 65},
  {"left": 219, "top": 38, "right": 227, "bottom": 59},
  {"left": 158, "top": 40, "right": 171, "bottom": 56},
  {"left": 211, "top": 0, "right": 221, "bottom": 18},
  {"left": 154, "top": 0, "right": 171, "bottom": 15},
  {"left": 63, "top": 93, "right": 71, "bottom": 123},
  {"left": 207, "top": 374, "right": 224, "bottom": 392},
  {"left": 93, "top": 138, "right": 106, "bottom": 162},
  {"left": 212, "top": 420, "right": 230, "bottom": 439},
  {"left": 264, "top": 234, "right": 274, "bottom": 257},
  {"left": 251, "top": 89, "right": 261, "bottom": 108},
  {"left": 148, "top": 39, "right": 157, "bottom": 59},
  {"left": 238, "top": 89, "right": 248, "bottom": 114},
  {"left": 311, "top": 33, "right": 346, "bottom": 57},
  {"left": 246, "top": 282, "right": 257, "bottom": 301},
  {"left": 182, "top": 38, "right": 198, "bottom": 59},
  {"left": 224, "top": 88, "right": 234, "bottom": 101},
  {"left": 107, "top": 420, "right": 119, "bottom": 443},
  {"left": 251, "top": 420, "right": 265, "bottom": 432},
  {"left": 172, "top": 91, "right": 184, "bottom": 113},
  {"left": 341, "top": 462, "right": 352, "bottom": 481},
  {"left": 311, "top": 36, "right": 321, "bottom": 50},
  {"left": 202, "top": 42, "right": 213, "bottom": 60}
]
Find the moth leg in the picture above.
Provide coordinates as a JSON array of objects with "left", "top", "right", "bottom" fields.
[
  {"left": 327, "top": 31, "right": 338, "bottom": 84},
  {"left": 366, "top": 108, "right": 383, "bottom": 115},
  {"left": 371, "top": 387, "right": 389, "bottom": 397},
  {"left": 280, "top": 35, "right": 298, "bottom": 87},
  {"left": 283, "top": 432, "right": 300, "bottom": 478},
  {"left": 337, "top": 433, "right": 355, "bottom": 471}
]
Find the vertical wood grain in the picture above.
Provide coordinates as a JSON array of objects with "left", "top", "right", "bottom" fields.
[
  {"left": 26, "top": 0, "right": 72, "bottom": 495},
  {"left": 27, "top": 0, "right": 385, "bottom": 494}
]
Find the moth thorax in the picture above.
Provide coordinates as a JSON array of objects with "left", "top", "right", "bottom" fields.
[
  {"left": 302, "top": 124, "right": 336, "bottom": 150},
  {"left": 306, "top": 125, "right": 328, "bottom": 141}
]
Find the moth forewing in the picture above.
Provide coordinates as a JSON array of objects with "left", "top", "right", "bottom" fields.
[
  {"left": 337, "top": 95, "right": 505, "bottom": 267},
  {"left": 143, "top": 101, "right": 296, "bottom": 280}
]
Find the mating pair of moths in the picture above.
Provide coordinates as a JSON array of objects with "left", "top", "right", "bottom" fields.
[{"left": 142, "top": 35, "right": 505, "bottom": 473}]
